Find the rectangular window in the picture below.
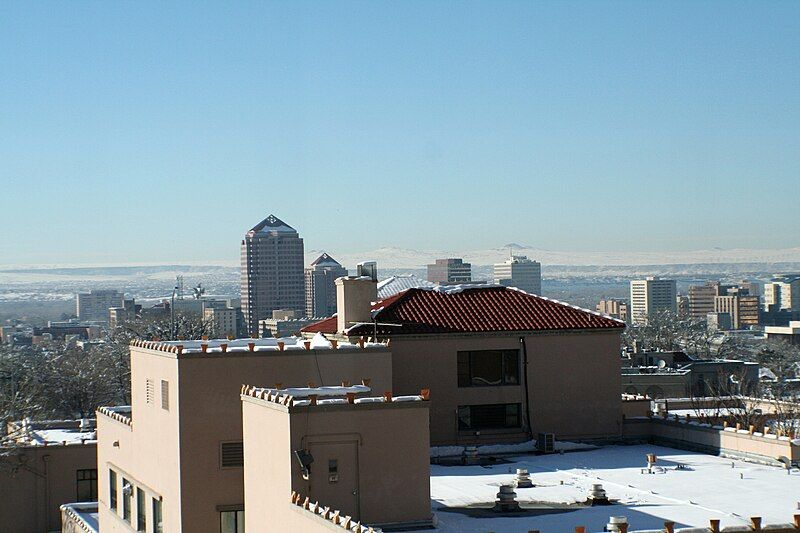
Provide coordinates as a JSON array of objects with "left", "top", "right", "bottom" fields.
[
  {"left": 457, "top": 350, "right": 520, "bottom": 387},
  {"left": 153, "top": 498, "right": 163, "bottom": 533},
  {"left": 146, "top": 379, "right": 155, "bottom": 405},
  {"left": 161, "top": 380, "right": 169, "bottom": 410},
  {"left": 136, "top": 487, "right": 146, "bottom": 531},
  {"left": 220, "top": 510, "right": 245, "bottom": 533},
  {"left": 220, "top": 441, "right": 244, "bottom": 468},
  {"left": 76, "top": 468, "right": 97, "bottom": 501},
  {"left": 109, "top": 470, "right": 118, "bottom": 511},
  {"left": 458, "top": 403, "right": 521, "bottom": 431},
  {"left": 122, "top": 478, "right": 132, "bottom": 522}
]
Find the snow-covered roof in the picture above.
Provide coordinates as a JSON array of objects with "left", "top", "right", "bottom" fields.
[
  {"left": 6, "top": 419, "right": 97, "bottom": 447},
  {"left": 376, "top": 275, "right": 436, "bottom": 298},
  {"left": 136, "top": 333, "right": 388, "bottom": 355},
  {"left": 416, "top": 444, "right": 800, "bottom": 533},
  {"left": 61, "top": 502, "right": 99, "bottom": 533}
]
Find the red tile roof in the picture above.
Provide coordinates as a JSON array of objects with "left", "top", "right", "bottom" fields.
[{"left": 301, "top": 286, "right": 624, "bottom": 336}]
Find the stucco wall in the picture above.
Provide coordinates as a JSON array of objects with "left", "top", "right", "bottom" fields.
[
  {"left": 0, "top": 443, "right": 96, "bottom": 533},
  {"left": 242, "top": 396, "right": 431, "bottom": 531},
  {"left": 390, "top": 330, "right": 622, "bottom": 445}
]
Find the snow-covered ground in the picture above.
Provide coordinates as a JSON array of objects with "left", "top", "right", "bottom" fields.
[{"left": 420, "top": 444, "right": 799, "bottom": 533}]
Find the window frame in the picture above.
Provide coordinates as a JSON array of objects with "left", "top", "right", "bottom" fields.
[
  {"left": 109, "top": 469, "right": 118, "bottom": 511},
  {"left": 76, "top": 468, "right": 98, "bottom": 501},
  {"left": 457, "top": 403, "right": 522, "bottom": 431},
  {"left": 457, "top": 349, "right": 521, "bottom": 388},
  {"left": 220, "top": 510, "right": 245, "bottom": 533},
  {"left": 122, "top": 478, "right": 132, "bottom": 523},
  {"left": 136, "top": 486, "right": 146, "bottom": 532}
]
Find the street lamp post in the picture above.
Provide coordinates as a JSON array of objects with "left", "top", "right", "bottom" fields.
[{"left": 170, "top": 285, "right": 179, "bottom": 340}]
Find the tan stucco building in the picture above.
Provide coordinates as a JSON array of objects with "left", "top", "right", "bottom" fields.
[
  {"left": 1, "top": 419, "right": 98, "bottom": 533},
  {"left": 97, "top": 337, "right": 392, "bottom": 533},
  {"left": 303, "top": 278, "right": 626, "bottom": 445}
]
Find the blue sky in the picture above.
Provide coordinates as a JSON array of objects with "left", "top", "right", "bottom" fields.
[{"left": 1, "top": 1, "right": 798, "bottom": 265}]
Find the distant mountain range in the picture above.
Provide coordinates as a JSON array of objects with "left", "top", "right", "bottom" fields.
[{"left": 306, "top": 245, "right": 800, "bottom": 270}]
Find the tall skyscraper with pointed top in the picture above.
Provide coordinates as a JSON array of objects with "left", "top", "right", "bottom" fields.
[
  {"left": 305, "top": 253, "right": 348, "bottom": 318},
  {"left": 240, "top": 214, "right": 305, "bottom": 335}
]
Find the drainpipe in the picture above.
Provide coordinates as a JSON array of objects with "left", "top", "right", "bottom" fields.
[{"left": 519, "top": 337, "right": 533, "bottom": 440}]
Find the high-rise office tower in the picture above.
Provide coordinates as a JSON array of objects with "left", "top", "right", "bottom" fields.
[
  {"left": 493, "top": 255, "right": 542, "bottom": 295},
  {"left": 240, "top": 214, "right": 305, "bottom": 335},
  {"left": 629, "top": 277, "right": 677, "bottom": 324},
  {"left": 426, "top": 258, "right": 472, "bottom": 284},
  {"left": 305, "top": 253, "right": 348, "bottom": 318},
  {"left": 76, "top": 289, "right": 125, "bottom": 322}
]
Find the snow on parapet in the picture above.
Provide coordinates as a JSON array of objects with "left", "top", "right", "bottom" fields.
[
  {"left": 290, "top": 491, "right": 381, "bottom": 533},
  {"left": 130, "top": 335, "right": 388, "bottom": 355},
  {"left": 241, "top": 383, "right": 429, "bottom": 408}
]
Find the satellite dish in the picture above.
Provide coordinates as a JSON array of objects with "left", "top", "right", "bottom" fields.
[{"left": 657, "top": 359, "right": 666, "bottom": 369}]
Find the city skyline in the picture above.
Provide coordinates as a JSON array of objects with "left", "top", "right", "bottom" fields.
[{"left": 2, "top": 2, "right": 799, "bottom": 265}]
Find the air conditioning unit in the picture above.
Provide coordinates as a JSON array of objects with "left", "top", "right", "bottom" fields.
[{"left": 537, "top": 432, "right": 555, "bottom": 454}]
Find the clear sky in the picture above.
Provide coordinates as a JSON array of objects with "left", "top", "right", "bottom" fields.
[{"left": 2, "top": 1, "right": 798, "bottom": 266}]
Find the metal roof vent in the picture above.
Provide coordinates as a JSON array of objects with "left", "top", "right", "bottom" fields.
[{"left": 493, "top": 484, "right": 520, "bottom": 512}]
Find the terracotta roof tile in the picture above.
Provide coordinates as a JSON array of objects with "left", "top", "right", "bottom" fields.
[{"left": 301, "top": 286, "right": 624, "bottom": 336}]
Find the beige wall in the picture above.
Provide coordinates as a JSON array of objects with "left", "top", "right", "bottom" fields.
[
  {"left": 389, "top": 330, "right": 622, "bottom": 445},
  {"left": 0, "top": 443, "right": 96, "bottom": 533},
  {"left": 242, "top": 396, "right": 431, "bottom": 532},
  {"left": 624, "top": 417, "right": 799, "bottom": 464},
  {"left": 98, "top": 348, "right": 182, "bottom": 533},
  {"left": 100, "top": 344, "right": 392, "bottom": 533}
]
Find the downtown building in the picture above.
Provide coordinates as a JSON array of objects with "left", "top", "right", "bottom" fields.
[
  {"left": 305, "top": 253, "right": 348, "bottom": 318},
  {"left": 240, "top": 215, "right": 305, "bottom": 335},
  {"left": 493, "top": 255, "right": 542, "bottom": 295},
  {"left": 426, "top": 258, "right": 472, "bottom": 284},
  {"left": 76, "top": 289, "right": 125, "bottom": 322},
  {"left": 629, "top": 276, "right": 677, "bottom": 324}
]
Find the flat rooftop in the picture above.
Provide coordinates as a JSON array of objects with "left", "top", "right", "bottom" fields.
[
  {"left": 418, "top": 444, "right": 799, "bottom": 533},
  {"left": 134, "top": 332, "right": 388, "bottom": 355}
]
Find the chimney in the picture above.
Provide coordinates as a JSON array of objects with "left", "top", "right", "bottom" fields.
[{"left": 336, "top": 276, "right": 378, "bottom": 334}]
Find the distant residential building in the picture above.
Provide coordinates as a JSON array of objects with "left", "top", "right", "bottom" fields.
[
  {"left": 676, "top": 295, "right": 690, "bottom": 317},
  {"left": 258, "top": 309, "right": 319, "bottom": 338},
  {"left": 596, "top": 299, "right": 629, "bottom": 323},
  {"left": 76, "top": 289, "right": 124, "bottom": 322},
  {"left": 305, "top": 253, "right": 347, "bottom": 318},
  {"left": 427, "top": 258, "right": 472, "bottom": 284},
  {"left": 240, "top": 214, "right": 305, "bottom": 334},
  {"left": 108, "top": 299, "right": 138, "bottom": 330},
  {"left": 204, "top": 306, "right": 237, "bottom": 338},
  {"left": 493, "top": 255, "right": 542, "bottom": 295},
  {"left": 764, "top": 320, "right": 800, "bottom": 345},
  {"left": 630, "top": 277, "right": 677, "bottom": 324},
  {"left": 377, "top": 275, "right": 436, "bottom": 299},
  {"left": 688, "top": 282, "right": 727, "bottom": 319},
  {"left": 763, "top": 276, "right": 800, "bottom": 313},
  {"left": 706, "top": 312, "right": 733, "bottom": 331}
]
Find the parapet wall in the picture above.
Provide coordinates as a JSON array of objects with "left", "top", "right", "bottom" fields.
[{"left": 623, "top": 416, "right": 799, "bottom": 466}]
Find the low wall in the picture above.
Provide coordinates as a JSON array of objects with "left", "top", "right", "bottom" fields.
[
  {"left": 585, "top": 515, "right": 800, "bottom": 533},
  {"left": 623, "top": 417, "right": 799, "bottom": 466}
]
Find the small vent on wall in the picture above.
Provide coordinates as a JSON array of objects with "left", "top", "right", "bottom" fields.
[
  {"left": 161, "top": 380, "right": 169, "bottom": 411},
  {"left": 220, "top": 442, "right": 244, "bottom": 468},
  {"left": 146, "top": 379, "right": 154, "bottom": 405}
]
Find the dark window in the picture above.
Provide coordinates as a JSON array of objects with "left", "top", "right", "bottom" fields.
[
  {"left": 220, "top": 510, "right": 245, "bottom": 533},
  {"left": 122, "top": 478, "right": 132, "bottom": 522},
  {"left": 109, "top": 470, "right": 118, "bottom": 511},
  {"left": 76, "top": 469, "right": 97, "bottom": 501},
  {"left": 220, "top": 441, "right": 244, "bottom": 468},
  {"left": 153, "top": 498, "right": 163, "bottom": 533},
  {"left": 458, "top": 403, "right": 521, "bottom": 431},
  {"left": 136, "top": 487, "right": 146, "bottom": 531},
  {"left": 457, "top": 350, "right": 520, "bottom": 387}
]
